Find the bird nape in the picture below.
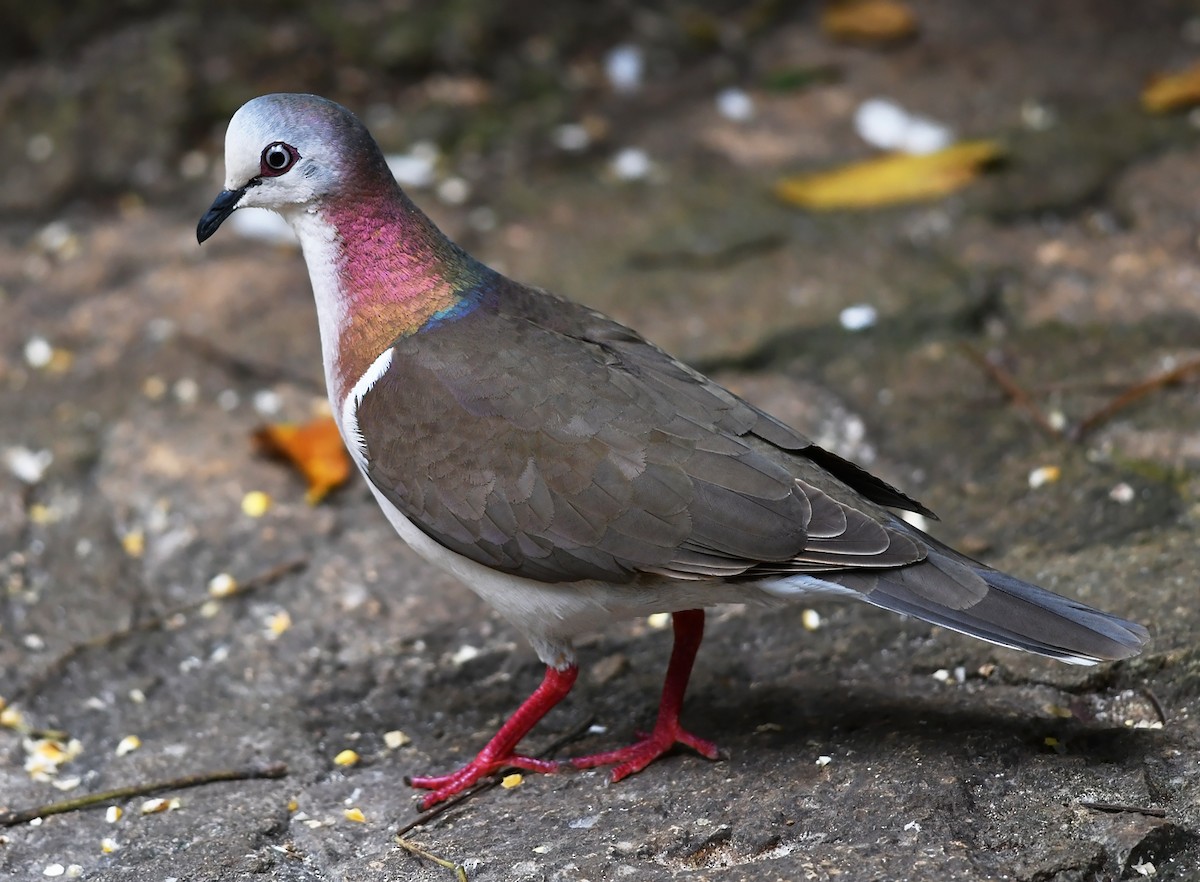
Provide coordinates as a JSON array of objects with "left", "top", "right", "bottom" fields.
[{"left": 198, "top": 93, "right": 1150, "bottom": 810}]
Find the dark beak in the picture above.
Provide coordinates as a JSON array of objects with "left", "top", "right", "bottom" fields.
[{"left": 196, "top": 187, "right": 246, "bottom": 243}]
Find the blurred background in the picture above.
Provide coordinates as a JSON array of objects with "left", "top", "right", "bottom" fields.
[{"left": 2, "top": 2, "right": 1199, "bottom": 880}]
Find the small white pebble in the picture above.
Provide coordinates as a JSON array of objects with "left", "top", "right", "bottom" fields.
[
  {"left": 801, "top": 609, "right": 821, "bottom": 631},
  {"left": 646, "top": 612, "right": 670, "bottom": 629},
  {"left": 1109, "top": 482, "right": 1135, "bottom": 504},
  {"left": 252, "top": 389, "right": 283, "bottom": 416},
  {"left": 854, "top": 98, "right": 952, "bottom": 154},
  {"left": 532, "top": 845, "right": 550, "bottom": 855},
  {"left": 24, "top": 336, "right": 54, "bottom": 368},
  {"left": 605, "top": 44, "right": 644, "bottom": 93},
  {"left": 815, "top": 755, "right": 832, "bottom": 767},
  {"left": 1132, "top": 860, "right": 1157, "bottom": 877},
  {"left": 553, "top": 123, "right": 591, "bottom": 152},
  {"left": 173, "top": 377, "right": 200, "bottom": 405},
  {"left": 932, "top": 669, "right": 952, "bottom": 683},
  {"left": 216, "top": 389, "right": 240, "bottom": 411},
  {"left": 128, "top": 688, "right": 146, "bottom": 704},
  {"left": 386, "top": 143, "right": 439, "bottom": 189},
  {"left": 839, "top": 304, "right": 878, "bottom": 332},
  {"left": 5, "top": 447, "right": 53, "bottom": 485},
  {"left": 611, "top": 147, "right": 652, "bottom": 181},
  {"left": 903, "top": 820, "right": 921, "bottom": 833},
  {"left": 27, "top": 133, "right": 55, "bottom": 163},
  {"left": 1020, "top": 99, "right": 1057, "bottom": 132},
  {"left": 954, "top": 666, "right": 966, "bottom": 684},
  {"left": 436, "top": 176, "right": 471, "bottom": 206},
  {"left": 716, "top": 88, "right": 754, "bottom": 122},
  {"left": 65, "top": 866, "right": 82, "bottom": 879},
  {"left": 23, "top": 634, "right": 46, "bottom": 651},
  {"left": 451, "top": 644, "right": 481, "bottom": 665},
  {"left": 587, "top": 724, "right": 607, "bottom": 735},
  {"left": 43, "top": 863, "right": 65, "bottom": 877}
]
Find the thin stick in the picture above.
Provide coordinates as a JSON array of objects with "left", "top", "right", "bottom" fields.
[
  {"left": 0, "top": 762, "right": 287, "bottom": 827},
  {"left": 394, "top": 839, "right": 469, "bottom": 882},
  {"left": 1079, "top": 801, "right": 1167, "bottom": 818},
  {"left": 394, "top": 714, "right": 596, "bottom": 838},
  {"left": 1070, "top": 355, "right": 1200, "bottom": 441},
  {"left": 393, "top": 716, "right": 597, "bottom": 880},
  {"left": 960, "top": 344, "right": 1062, "bottom": 438}
]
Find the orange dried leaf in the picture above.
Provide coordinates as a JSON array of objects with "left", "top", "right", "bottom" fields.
[
  {"left": 254, "top": 416, "right": 351, "bottom": 503},
  {"left": 1142, "top": 62, "right": 1200, "bottom": 113},
  {"left": 774, "top": 140, "right": 1003, "bottom": 210},
  {"left": 822, "top": 0, "right": 918, "bottom": 44}
]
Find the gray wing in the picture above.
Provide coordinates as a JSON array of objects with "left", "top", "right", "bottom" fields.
[{"left": 354, "top": 283, "right": 924, "bottom": 584}]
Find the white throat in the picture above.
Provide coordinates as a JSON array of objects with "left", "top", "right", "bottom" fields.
[{"left": 285, "top": 209, "right": 347, "bottom": 402}]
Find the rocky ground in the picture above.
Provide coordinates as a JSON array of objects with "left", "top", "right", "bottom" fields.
[{"left": 2, "top": 2, "right": 1199, "bottom": 880}]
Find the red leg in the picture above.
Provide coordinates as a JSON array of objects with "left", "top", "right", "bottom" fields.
[
  {"left": 407, "top": 664, "right": 577, "bottom": 809},
  {"left": 571, "top": 609, "right": 719, "bottom": 781}
]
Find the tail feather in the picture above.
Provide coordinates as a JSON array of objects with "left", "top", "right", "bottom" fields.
[{"left": 834, "top": 552, "right": 1149, "bottom": 665}]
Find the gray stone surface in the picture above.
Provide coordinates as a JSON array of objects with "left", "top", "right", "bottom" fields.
[{"left": 2, "top": 3, "right": 1199, "bottom": 880}]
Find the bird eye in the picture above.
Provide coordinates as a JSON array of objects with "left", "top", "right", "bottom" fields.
[{"left": 260, "top": 142, "right": 299, "bottom": 176}]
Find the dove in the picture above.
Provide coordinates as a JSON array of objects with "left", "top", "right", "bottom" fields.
[{"left": 198, "top": 94, "right": 1148, "bottom": 808}]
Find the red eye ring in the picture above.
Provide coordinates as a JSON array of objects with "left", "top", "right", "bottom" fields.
[{"left": 260, "top": 142, "right": 300, "bottom": 177}]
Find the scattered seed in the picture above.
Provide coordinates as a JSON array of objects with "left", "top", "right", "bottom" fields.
[
  {"left": 343, "top": 807, "right": 366, "bottom": 823},
  {"left": 207, "top": 572, "right": 238, "bottom": 598},
  {"left": 802, "top": 609, "right": 822, "bottom": 631},
  {"left": 241, "top": 491, "right": 271, "bottom": 518},
  {"left": 815, "top": 755, "right": 832, "bottom": 767},
  {"left": 333, "top": 749, "right": 360, "bottom": 767},
  {"left": 121, "top": 531, "right": 145, "bottom": 558},
  {"left": 1028, "top": 465, "right": 1061, "bottom": 489},
  {"left": 501, "top": 773, "right": 523, "bottom": 789},
  {"left": 646, "top": 612, "right": 670, "bottom": 629},
  {"left": 383, "top": 730, "right": 411, "bottom": 750},
  {"left": 105, "top": 806, "right": 123, "bottom": 823},
  {"left": 115, "top": 735, "right": 141, "bottom": 757}
]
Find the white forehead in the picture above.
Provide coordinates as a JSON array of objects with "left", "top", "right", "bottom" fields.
[{"left": 223, "top": 97, "right": 290, "bottom": 189}]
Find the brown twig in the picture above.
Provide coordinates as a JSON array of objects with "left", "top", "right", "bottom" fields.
[
  {"left": 394, "top": 839, "right": 469, "bottom": 882},
  {"left": 1079, "top": 801, "right": 1167, "bottom": 818},
  {"left": 960, "top": 344, "right": 1063, "bottom": 439},
  {"left": 1069, "top": 355, "right": 1200, "bottom": 441},
  {"left": 394, "top": 715, "right": 596, "bottom": 880},
  {"left": 0, "top": 762, "right": 287, "bottom": 827}
]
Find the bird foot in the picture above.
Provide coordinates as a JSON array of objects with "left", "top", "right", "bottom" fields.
[
  {"left": 407, "top": 754, "right": 561, "bottom": 810},
  {"left": 569, "top": 721, "right": 720, "bottom": 782}
]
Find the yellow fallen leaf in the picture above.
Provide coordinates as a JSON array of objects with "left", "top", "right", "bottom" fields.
[
  {"left": 822, "top": 0, "right": 917, "bottom": 44},
  {"left": 775, "top": 141, "right": 1003, "bottom": 210},
  {"left": 254, "top": 416, "right": 351, "bottom": 503},
  {"left": 1142, "top": 62, "right": 1200, "bottom": 113}
]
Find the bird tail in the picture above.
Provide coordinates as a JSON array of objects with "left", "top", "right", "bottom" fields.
[
  {"left": 800, "top": 520, "right": 1151, "bottom": 665},
  {"left": 854, "top": 557, "right": 1148, "bottom": 664}
]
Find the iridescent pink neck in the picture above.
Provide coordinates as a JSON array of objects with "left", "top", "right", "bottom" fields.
[{"left": 315, "top": 181, "right": 485, "bottom": 401}]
